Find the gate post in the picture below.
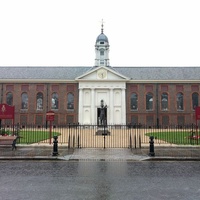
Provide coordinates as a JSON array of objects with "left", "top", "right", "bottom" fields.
[
  {"left": 68, "top": 134, "right": 70, "bottom": 149},
  {"left": 52, "top": 135, "right": 59, "bottom": 156},
  {"left": 129, "top": 134, "right": 132, "bottom": 149},
  {"left": 149, "top": 136, "right": 155, "bottom": 156}
]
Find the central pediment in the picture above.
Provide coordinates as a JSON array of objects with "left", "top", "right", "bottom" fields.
[{"left": 75, "top": 66, "right": 130, "bottom": 81}]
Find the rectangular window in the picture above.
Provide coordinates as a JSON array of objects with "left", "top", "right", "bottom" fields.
[
  {"left": 53, "top": 115, "right": 58, "bottom": 125},
  {"left": 100, "top": 60, "right": 104, "bottom": 65},
  {"left": 35, "top": 115, "right": 43, "bottom": 125},
  {"left": 20, "top": 115, "right": 28, "bottom": 125},
  {"left": 66, "top": 115, "right": 74, "bottom": 124},
  {"left": 131, "top": 116, "right": 138, "bottom": 125},
  {"left": 100, "top": 51, "right": 104, "bottom": 56},
  {"left": 162, "top": 116, "right": 169, "bottom": 127},
  {"left": 100, "top": 42, "right": 104, "bottom": 44},
  {"left": 146, "top": 116, "right": 154, "bottom": 128},
  {"left": 177, "top": 116, "right": 184, "bottom": 127}
]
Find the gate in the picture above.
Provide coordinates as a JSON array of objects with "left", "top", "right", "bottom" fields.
[
  {"left": 0, "top": 123, "right": 198, "bottom": 148},
  {"left": 67, "top": 124, "right": 142, "bottom": 149}
]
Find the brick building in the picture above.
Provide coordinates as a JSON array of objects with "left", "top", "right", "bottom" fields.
[{"left": 0, "top": 25, "right": 200, "bottom": 126}]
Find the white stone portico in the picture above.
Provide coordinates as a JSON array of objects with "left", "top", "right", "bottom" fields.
[
  {"left": 76, "top": 66, "right": 129, "bottom": 125},
  {"left": 76, "top": 22, "right": 129, "bottom": 125}
]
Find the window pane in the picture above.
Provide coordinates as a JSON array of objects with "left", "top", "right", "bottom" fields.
[
  {"left": 36, "top": 92, "right": 43, "bottom": 110},
  {"left": 146, "top": 116, "right": 154, "bottom": 127},
  {"left": 6, "top": 92, "right": 13, "bottom": 106},
  {"left": 35, "top": 115, "right": 43, "bottom": 125},
  {"left": 177, "top": 92, "right": 183, "bottom": 110},
  {"left": 131, "top": 93, "right": 138, "bottom": 110},
  {"left": 100, "top": 60, "right": 104, "bottom": 64},
  {"left": 131, "top": 116, "right": 138, "bottom": 125},
  {"left": 21, "top": 93, "right": 28, "bottom": 109},
  {"left": 146, "top": 93, "right": 153, "bottom": 110},
  {"left": 67, "top": 93, "right": 74, "bottom": 109},
  {"left": 162, "top": 116, "right": 169, "bottom": 126},
  {"left": 192, "top": 92, "right": 198, "bottom": 109},
  {"left": 177, "top": 116, "right": 184, "bottom": 127},
  {"left": 100, "top": 51, "right": 104, "bottom": 56},
  {"left": 51, "top": 93, "right": 58, "bottom": 109},
  {"left": 161, "top": 93, "right": 168, "bottom": 110}
]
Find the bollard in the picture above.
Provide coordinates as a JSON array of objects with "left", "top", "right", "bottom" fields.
[
  {"left": 52, "top": 135, "right": 59, "bottom": 156},
  {"left": 149, "top": 136, "right": 155, "bottom": 156}
]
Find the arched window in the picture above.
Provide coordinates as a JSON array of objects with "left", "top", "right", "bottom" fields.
[
  {"left": 130, "top": 93, "right": 138, "bottom": 110},
  {"left": 161, "top": 93, "right": 168, "bottom": 110},
  {"left": 192, "top": 92, "right": 199, "bottom": 110},
  {"left": 36, "top": 92, "right": 43, "bottom": 110},
  {"left": 6, "top": 92, "right": 13, "bottom": 106},
  {"left": 51, "top": 93, "right": 58, "bottom": 109},
  {"left": 146, "top": 93, "right": 153, "bottom": 110},
  {"left": 177, "top": 92, "right": 184, "bottom": 110},
  {"left": 67, "top": 93, "right": 74, "bottom": 109},
  {"left": 21, "top": 92, "right": 28, "bottom": 109}
]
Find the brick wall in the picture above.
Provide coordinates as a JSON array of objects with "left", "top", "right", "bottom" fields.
[
  {"left": 0, "top": 82, "right": 199, "bottom": 125},
  {"left": 1, "top": 83, "right": 79, "bottom": 125},
  {"left": 126, "top": 83, "right": 199, "bottom": 126}
]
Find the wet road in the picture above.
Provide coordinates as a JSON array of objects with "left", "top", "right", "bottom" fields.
[{"left": 0, "top": 161, "right": 200, "bottom": 200}]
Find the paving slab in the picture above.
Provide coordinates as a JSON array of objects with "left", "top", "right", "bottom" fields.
[
  {"left": 69, "top": 148, "right": 149, "bottom": 161},
  {"left": 1, "top": 145, "right": 200, "bottom": 161}
]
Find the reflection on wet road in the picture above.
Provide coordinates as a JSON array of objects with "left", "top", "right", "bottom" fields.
[{"left": 0, "top": 161, "right": 200, "bottom": 200}]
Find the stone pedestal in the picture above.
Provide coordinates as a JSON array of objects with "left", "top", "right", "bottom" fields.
[{"left": 96, "top": 127, "right": 110, "bottom": 136}]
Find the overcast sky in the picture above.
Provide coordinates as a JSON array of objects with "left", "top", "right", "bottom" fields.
[{"left": 0, "top": 0, "right": 200, "bottom": 67}]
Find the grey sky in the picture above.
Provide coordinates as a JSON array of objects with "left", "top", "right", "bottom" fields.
[{"left": 0, "top": 0, "right": 200, "bottom": 67}]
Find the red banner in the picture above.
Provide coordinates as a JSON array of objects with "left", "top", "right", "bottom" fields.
[
  {"left": 195, "top": 106, "right": 200, "bottom": 120},
  {"left": 0, "top": 104, "right": 15, "bottom": 119}
]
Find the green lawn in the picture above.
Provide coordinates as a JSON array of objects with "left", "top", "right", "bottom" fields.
[
  {"left": 146, "top": 130, "right": 200, "bottom": 145},
  {"left": 17, "top": 130, "right": 61, "bottom": 144}
]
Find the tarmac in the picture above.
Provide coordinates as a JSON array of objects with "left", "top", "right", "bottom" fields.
[{"left": 1, "top": 144, "right": 200, "bottom": 161}]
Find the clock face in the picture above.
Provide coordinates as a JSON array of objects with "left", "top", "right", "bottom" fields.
[{"left": 97, "top": 69, "right": 107, "bottom": 79}]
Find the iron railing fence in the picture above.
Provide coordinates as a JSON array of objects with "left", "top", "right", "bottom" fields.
[{"left": 0, "top": 123, "right": 199, "bottom": 148}]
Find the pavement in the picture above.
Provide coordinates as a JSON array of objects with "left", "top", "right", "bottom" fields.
[{"left": 1, "top": 144, "right": 200, "bottom": 161}]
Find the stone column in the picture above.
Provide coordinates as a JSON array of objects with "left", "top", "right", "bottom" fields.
[
  {"left": 121, "top": 88, "right": 126, "bottom": 124},
  {"left": 109, "top": 88, "right": 114, "bottom": 124},
  {"left": 78, "top": 88, "right": 83, "bottom": 124},
  {"left": 91, "top": 88, "right": 95, "bottom": 124}
]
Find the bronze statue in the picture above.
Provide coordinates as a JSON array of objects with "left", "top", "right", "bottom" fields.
[{"left": 99, "top": 100, "right": 107, "bottom": 125}]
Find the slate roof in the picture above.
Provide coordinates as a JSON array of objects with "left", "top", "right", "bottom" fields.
[
  {"left": 0, "top": 66, "right": 199, "bottom": 82},
  {"left": 115, "top": 67, "right": 200, "bottom": 81},
  {"left": 0, "top": 67, "right": 91, "bottom": 80}
]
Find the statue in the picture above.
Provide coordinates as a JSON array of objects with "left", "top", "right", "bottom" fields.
[{"left": 99, "top": 100, "right": 107, "bottom": 125}]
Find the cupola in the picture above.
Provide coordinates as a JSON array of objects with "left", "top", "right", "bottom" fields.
[{"left": 94, "top": 21, "right": 110, "bottom": 67}]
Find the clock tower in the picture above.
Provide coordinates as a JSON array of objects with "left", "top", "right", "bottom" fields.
[
  {"left": 95, "top": 21, "right": 110, "bottom": 67},
  {"left": 77, "top": 22, "right": 127, "bottom": 125}
]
